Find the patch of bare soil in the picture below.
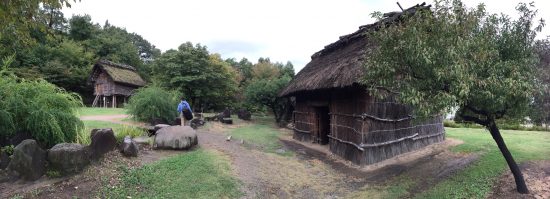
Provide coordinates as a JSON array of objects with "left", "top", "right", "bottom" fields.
[
  {"left": 199, "top": 128, "right": 476, "bottom": 198},
  {"left": 489, "top": 160, "right": 550, "bottom": 199},
  {"left": 0, "top": 145, "right": 186, "bottom": 198}
]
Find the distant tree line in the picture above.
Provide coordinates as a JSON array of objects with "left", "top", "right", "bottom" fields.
[{"left": 0, "top": 0, "right": 295, "bottom": 122}]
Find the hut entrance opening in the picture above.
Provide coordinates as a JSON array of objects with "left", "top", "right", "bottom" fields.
[{"left": 315, "top": 106, "right": 330, "bottom": 145}]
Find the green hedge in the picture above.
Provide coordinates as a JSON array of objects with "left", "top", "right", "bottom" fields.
[{"left": 444, "top": 120, "right": 549, "bottom": 132}]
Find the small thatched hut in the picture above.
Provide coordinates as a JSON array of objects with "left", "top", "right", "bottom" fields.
[
  {"left": 88, "top": 60, "right": 146, "bottom": 108},
  {"left": 279, "top": 3, "right": 445, "bottom": 165}
]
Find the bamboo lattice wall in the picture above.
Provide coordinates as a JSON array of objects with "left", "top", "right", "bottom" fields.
[{"left": 292, "top": 88, "right": 445, "bottom": 165}]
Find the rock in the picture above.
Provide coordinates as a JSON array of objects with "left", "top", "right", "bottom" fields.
[
  {"left": 237, "top": 109, "right": 251, "bottom": 121},
  {"left": 220, "top": 118, "right": 233, "bottom": 124},
  {"left": 154, "top": 124, "right": 171, "bottom": 131},
  {"left": 154, "top": 126, "right": 198, "bottom": 150},
  {"left": 226, "top": 136, "right": 232, "bottom": 141},
  {"left": 89, "top": 128, "right": 117, "bottom": 160},
  {"left": 47, "top": 143, "right": 90, "bottom": 174},
  {"left": 222, "top": 108, "right": 231, "bottom": 118},
  {"left": 133, "top": 136, "right": 152, "bottom": 146},
  {"left": 120, "top": 136, "right": 139, "bottom": 157},
  {"left": 0, "top": 150, "right": 10, "bottom": 170},
  {"left": 7, "top": 139, "right": 46, "bottom": 180},
  {"left": 190, "top": 119, "right": 205, "bottom": 129},
  {"left": 276, "top": 149, "right": 286, "bottom": 154}
]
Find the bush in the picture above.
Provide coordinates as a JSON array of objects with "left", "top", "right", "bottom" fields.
[
  {"left": 443, "top": 120, "right": 462, "bottom": 128},
  {"left": 0, "top": 63, "right": 83, "bottom": 148},
  {"left": 126, "top": 86, "right": 179, "bottom": 124},
  {"left": 114, "top": 126, "right": 146, "bottom": 143}
]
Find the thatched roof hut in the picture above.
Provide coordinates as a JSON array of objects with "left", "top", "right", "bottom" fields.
[
  {"left": 279, "top": 3, "right": 444, "bottom": 165},
  {"left": 280, "top": 3, "right": 431, "bottom": 97},
  {"left": 88, "top": 60, "right": 146, "bottom": 107}
]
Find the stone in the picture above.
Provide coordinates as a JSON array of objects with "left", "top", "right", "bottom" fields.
[
  {"left": 237, "top": 109, "right": 252, "bottom": 121},
  {"left": 47, "top": 143, "right": 90, "bottom": 174},
  {"left": 154, "top": 126, "right": 198, "bottom": 150},
  {"left": 0, "top": 150, "right": 10, "bottom": 170},
  {"left": 89, "top": 128, "right": 117, "bottom": 160},
  {"left": 7, "top": 139, "right": 46, "bottom": 180},
  {"left": 120, "top": 136, "right": 139, "bottom": 157},
  {"left": 154, "top": 124, "right": 171, "bottom": 131},
  {"left": 133, "top": 136, "right": 152, "bottom": 146},
  {"left": 190, "top": 119, "right": 205, "bottom": 129},
  {"left": 220, "top": 118, "right": 233, "bottom": 124},
  {"left": 276, "top": 149, "right": 286, "bottom": 154},
  {"left": 222, "top": 108, "right": 231, "bottom": 118}
]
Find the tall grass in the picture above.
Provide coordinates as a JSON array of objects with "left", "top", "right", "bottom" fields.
[
  {"left": 0, "top": 58, "right": 83, "bottom": 148},
  {"left": 126, "top": 86, "right": 179, "bottom": 124}
]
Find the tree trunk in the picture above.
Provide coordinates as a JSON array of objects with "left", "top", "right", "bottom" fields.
[{"left": 487, "top": 121, "right": 529, "bottom": 194}]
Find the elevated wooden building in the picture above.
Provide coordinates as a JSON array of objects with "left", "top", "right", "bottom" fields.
[
  {"left": 88, "top": 60, "right": 146, "bottom": 108},
  {"left": 279, "top": 3, "right": 445, "bottom": 165}
]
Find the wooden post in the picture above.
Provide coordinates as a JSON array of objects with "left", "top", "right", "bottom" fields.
[
  {"left": 103, "top": 96, "right": 106, "bottom": 108},
  {"left": 112, "top": 95, "right": 116, "bottom": 108}
]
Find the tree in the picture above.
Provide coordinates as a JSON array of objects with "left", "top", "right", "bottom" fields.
[
  {"left": 244, "top": 75, "right": 292, "bottom": 123},
  {"left": 244, "top": 58, "right": 295, "bottom": 123},
  {"left": 532, "top": 38, "right": 550, "bottom": 126},
  {"left": 364, "top": 0, "right": 543, "bottom": 193},
  {"left": 152, "top": 42, "right": 238, "bottom": 111}
]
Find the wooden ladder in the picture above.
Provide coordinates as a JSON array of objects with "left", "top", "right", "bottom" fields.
[{"left": 92, "top": 95, "right": 100, "bottom": 107}]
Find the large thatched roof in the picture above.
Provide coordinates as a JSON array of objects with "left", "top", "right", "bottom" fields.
[
  {"left": 89, "top": 60, "right": 146, "bottom": 87},
  {"left": 279, "top": 3, "right": 431, "bottom": 97}
]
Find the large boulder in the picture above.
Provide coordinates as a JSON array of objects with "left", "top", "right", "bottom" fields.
[
  {"left": 0, "top": 150, "right": 10, "bottom": 170},
  {"left": 120, "top": 136, "right": 139, "bottom": 157},
  {"left": 47, "top": 143, "right": 90, "bottom": 174},
  {"left": 154, "top": 126, "right": 198, "bottom": 150},
  {"left": 89, "top": 128, "right": 117, "bottom": 160},
  {"left": 7, "top": 139, "right": 46, "bottom": 180},
  {"left": 237, "top": 109, "right": 252, "bottom": 121}
]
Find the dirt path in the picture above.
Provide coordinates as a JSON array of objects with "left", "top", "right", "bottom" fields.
[
  {"left": 197, "top": 128, "right": 475, "bottom": 198},
  {"left": 489, "top": 160, "right": 550, "bottom": 199}
]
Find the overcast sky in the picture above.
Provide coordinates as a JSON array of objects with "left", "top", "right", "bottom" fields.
[{"left": 62, "top": 0, "right": 550, "bottom": 72}]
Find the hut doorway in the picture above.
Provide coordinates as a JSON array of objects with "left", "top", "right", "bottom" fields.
[{"left": 315, "top": 106, "right": 330, "bottom": 145}]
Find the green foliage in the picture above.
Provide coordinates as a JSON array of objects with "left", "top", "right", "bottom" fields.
[
  {"left": 46, "top": 170, "right": 61, "bottom": 178},
  {"left": 1, "top": 145, "right": 15, "bottom": 155},
  {"left": 152, "top": 42, "right": 238, "bottom": 110},
  {"left": 364, "top": 0, "right": 543, "bottom": 123},
  {"left": 114, "top": 126, "right": 146, "bottom": 144},
  {"left": 0, "top": 61, "right": 83, "bottom": 148},
  {"left": 244, "top": 75, "right": 292, "bottom": 123},
  {"left": 126, "top": 86, "right": 179, "bottom": 123},
  {"left": 104, "top": 149, "right": 242, "bottom": 198}
]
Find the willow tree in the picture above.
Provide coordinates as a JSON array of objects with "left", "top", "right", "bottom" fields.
[{"left": 364, "top": 0, "right": 544, "bottom": 194}]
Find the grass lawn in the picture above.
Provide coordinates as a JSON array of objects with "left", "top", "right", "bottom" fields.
[
  {"left": 368, "top": 128, "right": 550, "bottom": 198},
  {"left": 229, "top": 123, "right": 293, "bottom": 156},
  {"left": 103, "top": 149, "right": 242, "bottom": 199},
  {"left": 78, "top": 107, "right": 127, "bottom": 116}
]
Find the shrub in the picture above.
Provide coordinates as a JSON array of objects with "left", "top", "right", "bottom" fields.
[
  {"left": 0, "top": 62, "right": 83, "bottom": 148},
  {"left": 126, "top": 85, "right": 179, "bottom": 124},
  {"left": 443, "top": 120, "right": 462, "bottom": 128},
  {"left": 114, "top": 126, "right": 146, "bottom": 143}
]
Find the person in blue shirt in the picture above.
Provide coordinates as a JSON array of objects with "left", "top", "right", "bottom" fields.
[{"left": 177, "top": 97, "right": 192, "bottom": 126}]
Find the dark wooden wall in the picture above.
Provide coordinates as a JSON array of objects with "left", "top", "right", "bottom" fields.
[{"left": 292, "top": 87, "right": 445, "bottom": 165}]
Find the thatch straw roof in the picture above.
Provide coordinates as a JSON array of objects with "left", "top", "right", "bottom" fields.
[
  {"left": 279, "top": 3, "right": 431, "bottom": 97},
  {"left": 89, "top": 60, "right": 146, "bottom": 87}
]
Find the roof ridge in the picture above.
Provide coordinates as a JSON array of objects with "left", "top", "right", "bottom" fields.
[
  {"left": 311, "top": 2, "right": 430, "bottom": 59},
  {"left": 97, "top": 59, "right": 137, "bottom": 71}
]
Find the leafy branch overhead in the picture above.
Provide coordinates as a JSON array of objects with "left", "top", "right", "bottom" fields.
[{"left": 364, "top": 0, "right": 545, "bottom": 194}]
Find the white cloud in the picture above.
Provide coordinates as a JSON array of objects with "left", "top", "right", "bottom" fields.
[{"left": 63, "top": 0, "right": 550, "bottom": 72}]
